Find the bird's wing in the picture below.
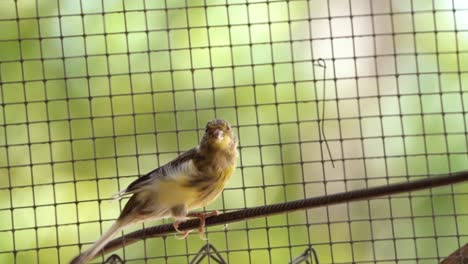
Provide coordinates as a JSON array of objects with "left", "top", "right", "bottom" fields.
[{"left": 112, "top": 147, "right": 198, "bottom": 199}]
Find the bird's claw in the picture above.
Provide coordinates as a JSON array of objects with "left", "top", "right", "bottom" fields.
[
  {"left": 174, "top": 230, "right": 193, "bottom": 240},
  {"left": 173, "top": 221, "right": 192, "bottom": 239},
  {"left": 172, "top": 211, "right": 220, "bottom": 239},
  {"left": 188, "top": 210, "right": 219, "bottom": 239}
]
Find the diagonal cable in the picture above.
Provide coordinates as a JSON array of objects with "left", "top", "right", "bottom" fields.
[{"left": 83, "top": 170, "right": 468, "bottom": 261}]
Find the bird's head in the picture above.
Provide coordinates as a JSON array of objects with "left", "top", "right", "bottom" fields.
[{"left": 201, "top": 119, "right": 237, "bottom": 151}]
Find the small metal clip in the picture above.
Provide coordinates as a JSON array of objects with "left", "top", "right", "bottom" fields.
[
  {"left": 190, "top": 243, "right": 227, "bottom": 264},
  {"left": 314, "top": 58, "right": 326, "bottom": 68},
  {"left": 289, "top": 246, "right": 319, "bottom": 264},
  {"left": 102, "top": 254, "right": 124, "bottom": 264}
]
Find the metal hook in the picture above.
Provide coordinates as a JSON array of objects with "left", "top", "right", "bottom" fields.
[
  {"left": 314, "top": 58, "right": 326, "bottom": 68},
  {"left": 190, "top": 243, "right": 227, "bottom": 264},
  {"left": 313, "top": 58, "right": 335, "bottom": 168},
  {"left": 102, "top": 254, "right": 124, "bottom": 264},
  {"left": 290, "top": 246, "right": 319, "bottom": 264}
]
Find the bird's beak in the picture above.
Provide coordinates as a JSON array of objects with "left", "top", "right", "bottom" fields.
[{"left": 213, "top": 129, "right": 224, "bottom": 140}]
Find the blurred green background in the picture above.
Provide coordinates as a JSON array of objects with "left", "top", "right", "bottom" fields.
[{"left": 1, "top": 0, "right": 468, "bottom": 263}]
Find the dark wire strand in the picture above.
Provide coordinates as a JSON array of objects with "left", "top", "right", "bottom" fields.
[
  {"left": 80, "top": 170, "right": 468, "bottom": 261},
  {"left": 315, "top": 59, "right": 335, "bottom": 168}
]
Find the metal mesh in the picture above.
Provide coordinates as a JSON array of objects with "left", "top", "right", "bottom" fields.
[{"left": 0, "top": 0, "right": 467, "bottom": 263}]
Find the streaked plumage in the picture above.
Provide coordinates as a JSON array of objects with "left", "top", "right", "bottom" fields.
[{"left": 71, "top": 119, "right": 237, "bottom": 264}]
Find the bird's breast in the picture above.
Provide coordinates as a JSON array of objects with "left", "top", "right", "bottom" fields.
[
  {"left": 154, "top": 176, "right": 198, "bottom": 208},
  {"left": 188, "top": 164, "right": 236, "bottom": 209}
]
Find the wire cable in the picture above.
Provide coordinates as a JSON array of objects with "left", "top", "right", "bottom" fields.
[{"left": 78, "top": 170, "right": 468, "bottom": 261}]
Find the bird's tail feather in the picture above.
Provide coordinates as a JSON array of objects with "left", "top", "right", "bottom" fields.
[{"left": 70, "top": 220, "right": 126, "bottom": 264}]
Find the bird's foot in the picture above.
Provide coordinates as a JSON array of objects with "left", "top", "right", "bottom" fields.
[
  {"left": 173, "top": 221, "right": 193, "bottom": 239},
  {"left": 172, "top": 211, "right": 219, "bottom": 239},
  {"left": 187, "top": 210, "right": 220, "bottom": 239}
]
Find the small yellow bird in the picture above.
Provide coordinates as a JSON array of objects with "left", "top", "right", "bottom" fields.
[{"left": 71, "top": 119, "right": 238, "bottom": 264}]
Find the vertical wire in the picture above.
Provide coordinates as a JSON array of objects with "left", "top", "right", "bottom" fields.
[
  {"left": 438, "top": 0, "right": 464, "bottom": 256},
  {"left": 406, "top": 1, "right": 438, "bottom": 262},
  {"left": 77, "top": 0, "right": 104, "bottom": 259},
  {"left": 181, "top": 3, "right": 208, "bottom": 259},
  {"left": 12, "top": 1, "right": 40, "bottom": 263},
  {"left": 449, "top": 0, "right": 468, "bottom": 252},
  {"left": 183, "top": 3, "right": 201, "bottom": 166},
  {"left": 99, "top": 1, "right": 124, "bottom": 261},
  {"left": 0, "top": 32, "right": 17, "bottom": 264},
  {"left": 298, "top": 1, "right": 316, "bottom": 264},
  {"left": 368, "top": 0, "right": 398, "bottom": 261},
  {"left": 55, "top": 1, "right": 83, "bottom": 262},
  {"left": 388, "top": 1, "right": 418, "bottom": 262},
  {"left": 244, "top": 2, "right": 273, "bottom": 264},
  {"left": 426, "top": 0, "right": 458, "bottom": 259},
  {"left": 33, "top": 1, "right": 61, "bottom": 261},
  {"left": 120, "top": 2, "right": 145, "bottom": 262},
  {"left": 347, "top": 0, "right": 378, "bottom": 262},
  {"left": 324, "top": 0, "right": 342, "bottom": 262},
  {"left": 201, "top": 2, "right": 227, "bottom": 263},
  {"left": 224, "top": 3, "right": 247, "bottom": 263},
  {"left": 163, "top": 0, "right": 187, "bottom": 262},
  {"left": 268, "top": 1, "right": 293, "bottom": 261},
  {"left": 326, "top": 1, "right": 358, "bottom": 261},
  {"left": 142, "top": 0, "right": 168, "bottom": 261},
  {"left": 200, "top": 2, "right": 216, "bottom": 122},
  {"left": 343, "top": 1, "right": 364, "bottom": 263},
  {"left": 303, "top": 0, "right": 324, "bottom": 261},
  {"left": 183, "top": 2, "right": 213, "bottom": 261}
]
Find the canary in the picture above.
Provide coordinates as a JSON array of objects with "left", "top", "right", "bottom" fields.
[{"left": 71, "top": 119, "right": 238, "bottom": 264}]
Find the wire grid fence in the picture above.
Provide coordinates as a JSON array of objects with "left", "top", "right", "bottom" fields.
[{"left": 0, "top": 0, "right": 467, "bottom": 263}]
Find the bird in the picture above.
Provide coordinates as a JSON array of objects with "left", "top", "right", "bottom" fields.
[{"left": 70, "top": 119, "right": 238, "bottom": 264}]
